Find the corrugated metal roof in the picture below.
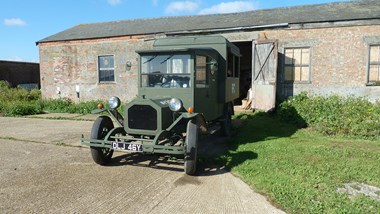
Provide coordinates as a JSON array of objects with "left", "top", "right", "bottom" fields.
[{"left": 37, "top": 0, "right": 380, "bottom": 44}]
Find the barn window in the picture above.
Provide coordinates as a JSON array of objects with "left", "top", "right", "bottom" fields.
[
  {"left": 284, "top": 47, "right": 311, "bottom": 83},
  {"left": 368, "top": 45, "right": 380, "bottom": 83},
  {"left": 98, "top": 55, "right": 115, "bottom": 82}
]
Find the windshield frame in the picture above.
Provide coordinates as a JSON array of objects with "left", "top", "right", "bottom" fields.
[{"left": 139, "top": 51, "right": 194, "bottom": 89}]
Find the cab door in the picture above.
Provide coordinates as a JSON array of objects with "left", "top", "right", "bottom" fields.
[{"left": 194, "top": 54, "right": 219, "bottom": 121}]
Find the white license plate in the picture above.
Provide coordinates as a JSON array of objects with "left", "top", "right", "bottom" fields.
[{"left": 112, "top": 142, "right": 143, "bottom": 152}]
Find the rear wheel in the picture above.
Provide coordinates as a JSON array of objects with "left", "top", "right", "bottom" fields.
[
  {"left": 184, "top": 119, "right": 199, "bottom": 175},
  {"left": 90, "top": 116, "right": 114, "bottom": 165},
  {"left": 221, "top": 104, "right": 232, "bottom": 137}
]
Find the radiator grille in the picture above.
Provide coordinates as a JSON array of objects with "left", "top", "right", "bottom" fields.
[{"left": 128, "top": 105, "right": 157, "bottom": 130}]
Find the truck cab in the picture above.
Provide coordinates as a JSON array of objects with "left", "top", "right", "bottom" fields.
[{"left": 81, "top": 35, "right": 241, "bottom": 175}]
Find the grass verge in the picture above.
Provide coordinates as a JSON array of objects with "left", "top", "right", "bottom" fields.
[{"left": 223, "top": 112, "right": 380, "bottom": 213}]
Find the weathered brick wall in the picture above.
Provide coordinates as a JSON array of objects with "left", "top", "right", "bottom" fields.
[
  {"left": 266, "top": 25, "right": 380, "bottom": 101},
  {"left": 0, "top": 60, "right": 40, "bottom": 88},
  {"left": 225, "top": 25, "right": 380, "bottom": 101},
  {"left": 39, "top": 36, "right": 153, "bottom": 102},
  {"left": 39, "top": 24, "right": 380, "bottom": 103}
]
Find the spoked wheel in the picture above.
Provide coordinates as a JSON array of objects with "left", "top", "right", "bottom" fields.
[
  {"left": 90, "top": 116, "right": 114, "bottom": 165},
  {"left": 184, "top": 119, "right": 199, "bottom": 175}
]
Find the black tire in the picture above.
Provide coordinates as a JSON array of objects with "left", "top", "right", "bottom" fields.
[
  {"left": 90, "top": 116, "right": 114, "bottom": 165},
  {"left": 184, "top": 119, "right": 199, "bottom": 175},
  {"left": 221, "top": 105, "right": 232, "bottom": 137}
]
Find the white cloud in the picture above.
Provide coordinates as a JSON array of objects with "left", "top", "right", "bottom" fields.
[
  {"left": 4, "top": 18, "right": 26, "bottom": 26},
  {"left": 152, "top": 0, "right": 159, "bottom": 6},
  {"left": 198, "top": 1, "right": 257, "bottom": 15},
  {"left": 4, "top": 56, "right": 23, "bottom": 62},
  {"left": 107, "top": 0, "right": 122, "bottom": 6},
  {"left": 165, "top": 1, "right": 200, "bottom": 14}
]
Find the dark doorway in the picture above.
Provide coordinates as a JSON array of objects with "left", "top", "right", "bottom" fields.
[{"left": 232, "top": 41, "right": 252, "bottom": 105}]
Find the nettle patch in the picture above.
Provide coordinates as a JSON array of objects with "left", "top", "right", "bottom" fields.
[{"left": 278, "top": 92, "right": 380, "bottom": 139}]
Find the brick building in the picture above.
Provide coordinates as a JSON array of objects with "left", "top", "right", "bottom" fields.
[{"left": 37, "top": 0, "right": 380, "bottom": 107}]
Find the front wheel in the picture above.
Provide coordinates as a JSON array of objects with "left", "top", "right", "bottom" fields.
[
  {"left": 90, "top": 116, "right": 114, "bottom": 165},
  {"left": 184, "top": 119, "right": 199, "bottom": 175}
]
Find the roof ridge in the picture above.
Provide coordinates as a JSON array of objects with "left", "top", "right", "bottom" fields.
[
  {"left": 76, "top": 0, "right": 364, "bottom": 27},
  {"left": 37, "top": 0, "right": 379, "bottom": 44}
]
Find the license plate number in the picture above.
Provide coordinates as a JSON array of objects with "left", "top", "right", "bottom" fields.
[{"left": 112, "top": 142, "right": 143, "bottom": 152}]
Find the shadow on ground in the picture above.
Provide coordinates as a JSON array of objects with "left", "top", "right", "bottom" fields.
[
  {"left": 219, "top": 112, "right": 300, "bottom": 171},
  {"left": 105, "top": 112, "right": 300, "bottom": 176}
]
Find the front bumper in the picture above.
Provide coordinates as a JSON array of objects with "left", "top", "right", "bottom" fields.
[{"left": 80, "top": 135, "right": 185, "bottom": 155}]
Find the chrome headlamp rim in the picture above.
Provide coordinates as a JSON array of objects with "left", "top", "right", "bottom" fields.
[
  {"left": 169, "top": 98, "right": 182, "bottom": 112},
  {"left": 108, "top": 96, "right": 121, "bottom": 109}
]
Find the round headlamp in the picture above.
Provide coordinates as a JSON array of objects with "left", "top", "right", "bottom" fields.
[
  {"left": 108, "top": 96, "right": 121, "bottom": 109},
  {"left": 169, "top": 98, "right": 182, "bottom": 112}
]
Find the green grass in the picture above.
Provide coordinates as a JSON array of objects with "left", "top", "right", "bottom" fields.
[{"left": 224, "top": 112, "right": 380, "bottom": 213}]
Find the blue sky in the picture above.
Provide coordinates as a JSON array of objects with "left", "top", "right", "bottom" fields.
[{"left": 0, "top": 0, "right": 351, "bottom": 63}]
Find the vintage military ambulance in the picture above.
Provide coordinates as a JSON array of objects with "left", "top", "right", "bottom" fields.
[{"left": 81, "top": 35, "right": 240, "bottom": 175}]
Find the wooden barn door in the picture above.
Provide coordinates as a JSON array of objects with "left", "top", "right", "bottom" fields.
[{"left": 251, "top": 40, "right": 278, "bottom": 111}]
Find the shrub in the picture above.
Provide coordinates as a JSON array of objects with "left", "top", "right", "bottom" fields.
[
  {"left": 42, "top": 98, "right": 103, "bottom": 114},
  {"left": 67, "top": 100, "right": 104, "bottom": 114},
  {"left": 278, "top": 93, "right": 380, "bottom": 139},
  {"left": 41, "top": 98, "right": 73, "bottom": 113},
  {"left": 0, "top": 80, "right": 41, "bottom": 102},
  {"left": 2, "top": 100, "right": 43, "bottom": 116},
  {"left": 0, "top": 80, "right": 11, "bottom": 89}
]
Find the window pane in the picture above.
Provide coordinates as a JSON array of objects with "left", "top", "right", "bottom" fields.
[
  {"left": 99, "top": 56, "right": 114, "bottom": 69},
  {"left": 284, "top": 66, "right": 294, "bottom": 81},
  {"left": 302, "top": 48, "right": 310, "bottom": 65},
  {"left": 234, "top": 56, "right": 239, "bottom": 77},
  {"left": 141, "top": 54, "right": 191, "bottom": 88},
  {"left": 285, "top": 49, "right": 294, "bottom": 64},
  {"left": 369, "top": 65, "right": 380, "bottom": 82},
  {"left": 99, "top": 70, "right": 115, "bottom": 82},
  {"left": 227, "top": 52, "right": 234, "bottom": 77},
  {"left": 141, "top": 54, "right": 190, "bottom": 74},
  {"left": 294, "top": 49, "right": 302, "bottom": 65},
  {"left": 196, "top": 55, "right": 207, "bottom": 87},
  {"left": 294, "top": 67, "right": 302, "bottom": 81},
  {"left": 301, "top": 67, "right": 309, "bottom": 81},
  {"left": 370, "top": 46, "right": 380, "bottom": 63}
]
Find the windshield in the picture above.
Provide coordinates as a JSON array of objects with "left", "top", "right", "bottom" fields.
[{"left": 141, "top": 54, "right": 192, "bottom": 88}]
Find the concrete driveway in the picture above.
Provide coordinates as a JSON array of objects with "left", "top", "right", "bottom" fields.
[{"left": 0, "top": 116, "right": 285, "bottom": 213}]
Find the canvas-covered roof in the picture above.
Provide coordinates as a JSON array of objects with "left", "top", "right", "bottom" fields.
[{"left": 37, "top": 0, "right": 380, "bottom": 44}]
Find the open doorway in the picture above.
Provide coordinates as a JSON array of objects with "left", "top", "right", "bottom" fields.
[{"left": 232, "top": 41, "right": 252, "bottom": 105}]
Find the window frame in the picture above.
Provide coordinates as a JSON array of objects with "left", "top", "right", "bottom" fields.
[
  {"left": 98, "top": 55, "right": 115, "bottom": 83},
  {"left": 283, "top": 47, "right": 312, "bottom": 84},
  {"left": 195, "top": 55, "right": 210, "bottom": 88},
  {"left": 367, "top": 44, "right": 380, "bottom": 84}
]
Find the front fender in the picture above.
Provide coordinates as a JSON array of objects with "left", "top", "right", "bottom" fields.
[
  {"left": 166, "top": 113, "right": 208, "bottom": 134},
  {"left": 91, "top": 108, "right": 124, "bottom": 127}
]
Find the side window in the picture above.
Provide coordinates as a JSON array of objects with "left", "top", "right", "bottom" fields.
[
  {"left": 284, "top": 47, "right": 311, "bottom": 83},
  {"left": 195, "top": 55, "right": 209, "bottom": 88},
  {"left": 227, "top": 52, "right": 239, "bottom": 77},
  {"left": 234, "top": 55, "right": 239, "bottom": 77},
  {"left": 98, "top": 55, "right": 115, "bottom": 82},
  {"left": 368, "top": 45, "right": 380, "bottom": 83}
]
